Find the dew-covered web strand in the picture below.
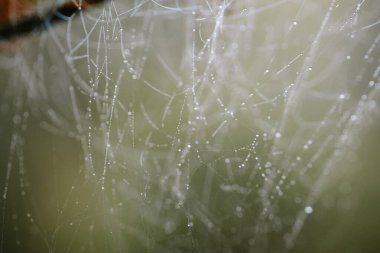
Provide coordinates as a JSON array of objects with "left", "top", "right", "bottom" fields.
[{"left": 1, "top": 0, "right": 380, "bottom": 252}]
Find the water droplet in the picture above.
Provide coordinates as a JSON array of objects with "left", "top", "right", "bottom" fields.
[{"left": 304, "top": 206, "right": 313, "bottom": 214}]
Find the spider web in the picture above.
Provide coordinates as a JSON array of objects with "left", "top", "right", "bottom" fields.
[{"left": 1, "top": 0, "right": 380, "bottom": 252}]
